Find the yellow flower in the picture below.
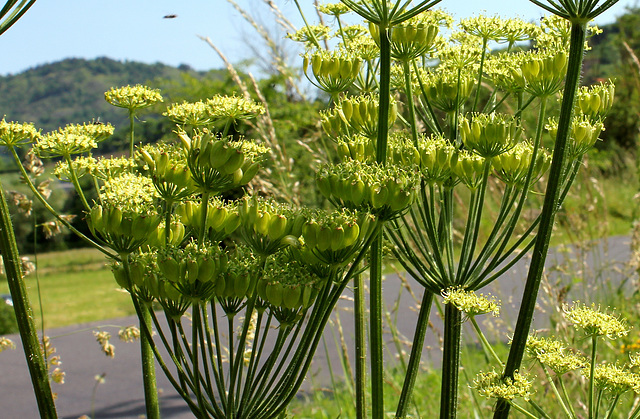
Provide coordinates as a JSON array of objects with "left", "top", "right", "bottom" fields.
[
  {"left": 0, "top": 119, "right": 40, "bottom": 148},
  {"left": 105, "top": 84, "right": 163, "bottom": 111}
]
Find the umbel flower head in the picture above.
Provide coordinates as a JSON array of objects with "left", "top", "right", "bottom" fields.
[
  {"left": 564, "top": 302, "right": 629, "bottom": 339},
  {"left": 474, "top": 369, "right": 533, "bottom": 401},
  {"left": 525, "top": 334, "right": 587, "bottom": 374},
  {"left": 459, "top": 112, "right": 520, "bottom": 158},
  {"left": 587, "top": 363, "right": 640, "bottom": 395},
  {"left": 105, "top": 84, "right": 163, "bottom": 111},
  {"left": 442, "top": 287, "right": 500, "bottom": 317},
  {"left": 0, "top": 119, "right": 40, "bottom": 148}
]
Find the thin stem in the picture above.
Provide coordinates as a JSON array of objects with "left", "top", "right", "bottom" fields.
[
  {"left": 469, "top": 316, "right": 502, "bottom": 366},
  {"left": 493, "top": 21, "right": 588, "bottom": 418},
  {"left": 589, "top": 335, "right": 598, "bottom": 419},
  {"left": 540, "top": 364, "right": 573, "bottom": 419},
  {"left": 354, "top": 270, "right": 367, "bottom": 419},
  {"left": 370, "top": 234, "right": 385, "bottom": 419},
  {"left": 128, "top": 109, "right": 135, "bottom": 159},
  {"left": 0, "top": 179, "right": 58, "bottom": 419},
  {"left": 395, "top": 290, "right": 433, "bottom": 418}
]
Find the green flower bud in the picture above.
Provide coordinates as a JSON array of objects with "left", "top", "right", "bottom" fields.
[
  {"left": 453, "top": 152, "right": 487, "bottom": 189},
  {"left": 575, "top": 81, "right": 615, "bottom": 119},
  {"left": 546, "top": 115, "right": 604, "bottom": 159},
  {"left": 304, "top": 49, "right": 362, "bottom": 96},
  {"left": 459, "top": 113, "right": 520, "bottom": 158}
]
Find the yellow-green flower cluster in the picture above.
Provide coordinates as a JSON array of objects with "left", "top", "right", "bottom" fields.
[
  {"left": 510, "top": 49, "right": 568, "bottom": 97},
  {"left": 459, "top": 113, "right": 519, "bottom": 158},
  {"left": 442, "top": 287, "right": 500, "bottom": 317},
  {"left": 417, "top": 135, "right": 458, "bottom": 184},
  {"left": 100, "top": 172, "right": 158, "bottom": 213},
  {"left": 492, "top": 142, "right": 551, "bottom": 186},
  {"left": 459, "top": 15, "right": 510, "bottom": 42},
  {"left": 421, "top": 69, "right": 475, "bottom": 113},
  {"left": 301, "top": 208, "right": 375, "bottom": 257},
  {"left": 207, "top": 94, "right": 265, "bottom": 125},
  {"left": 452, "top": 151, "right": 487, "bottom": 189},
  {"left": 525, "top": 335, "right": 587, "bottom": 374},
  {"left": 61, "top": 122, "right": 114, "bottom": 142},
  {"left": 164, "top": 101, "right": 211, "bottom": 126},
  {"left": 0, "top": 119, "right": 40, "bottom": 148},
  {"left": 589, "top": 363, "right": 640, "bottom": 395},
  {"left": 55, "top": 156, "right": 136, "bottom": 182},
  {"left": 342, "top": 32, "right": 379, "bottom": 61},
  {"left": 321, "top": 95, "right": 397, "bottom": 139},
  {"left": 546, "top": 115, "right": 604, "bottom": 158},
  {"left": 564, "top": 302, "right": 629, "bottom": 339},
  {"left": 105, "top": 84, "right": 163, "bottom": 111},
  {"left": 287, "top": 24, "right": 332, "bottom": 45},
  {"left": 54, "top": 156, "right": 97, "bottom": 181},
  {"left": 474, "top": 369, "right": 533, "bottom": 401},
  {"left": 575, "top": 81, "right": 615, "bottom": 119},
  {"left": 34, "top": 129, "right": 97, "bottom": 158},
  {"left": 317, "top": 2, "right": 351, "bottom": 17},
  {"left": 304, "top": 49, "right": 362, "bottom": 95},
  {"left": 370, "top": 12, "right": 439, "bottom": 61},
  {"left": 176, "top": 197, "right": 241, "bottom": 241},
  {"left": 316, "top": 160, "right": 419, "bottom": 215},
  {"left": 437, "top": 44, "right": 482, "bottom": 70},
  {"left": 156, "top": 240, "right": 228, "bottom": 301},
  {"left": 499, "top": 18, "right": 539, "bottom": 45}
]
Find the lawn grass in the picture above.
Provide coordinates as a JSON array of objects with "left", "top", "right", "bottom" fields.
[{"left": 0, "top": 248, "right": 135, "bottom": 329}]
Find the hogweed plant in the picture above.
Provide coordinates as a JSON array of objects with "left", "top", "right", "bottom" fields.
[
  {"left": 0, "top": 1, "right": 625, "bottom": 419},
  {"left": 289, "top": 0, "right": 619, "bottom": 417}
]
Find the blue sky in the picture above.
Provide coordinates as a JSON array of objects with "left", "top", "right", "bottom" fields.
[{"left": 0, "top": 0, "right": 637, "bottom": 76}]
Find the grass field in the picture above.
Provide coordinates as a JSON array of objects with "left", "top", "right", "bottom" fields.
[{"left": 0, "top": 248, "right": 135, "bottom": 329}]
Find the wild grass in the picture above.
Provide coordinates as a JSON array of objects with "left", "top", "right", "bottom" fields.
[{"left": 0, "top": 248, "right": 133, "bottom": 328}]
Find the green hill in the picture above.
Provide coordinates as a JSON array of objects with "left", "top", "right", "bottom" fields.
[{"left": 0, "top": 57, "right": 222, "bottom": 132}]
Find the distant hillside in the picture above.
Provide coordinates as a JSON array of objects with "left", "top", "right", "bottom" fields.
[{"left": 0, "top": 57, "right": 223, "bottom": 132}]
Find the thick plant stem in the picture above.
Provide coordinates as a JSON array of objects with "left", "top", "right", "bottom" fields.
[
  {"left": 139, "top": 303, "right": 161, "bottom": 419},
  {"left": 354, "top": 272, "right": 367, "bottom": 418},
  {"left": 369, "top": 22, "right": 392, "bottom": 419},
  {"left": 395, "top": 290, "right": 433, "bottom": 418},
  {"left": 493, "top": 21, "right": 587, "bottom": 419},
  {"left": 370, "top": 235, "right": 385, "bottom": 419},
  {"left": 123, "top": 254, "right": 160, "bottom": 419},
  {"left": 440, "top": 303, "right": 462, "bottom": 419},
  {"left": 0, "top": 180, "right": 58, "bottom": 419}
]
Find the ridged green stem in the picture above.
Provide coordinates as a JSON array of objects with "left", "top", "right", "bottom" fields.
[
  {"left": 122, "top": 255, "right": 160, "bottom": 419},
  {"left": 354, "top": 271, "right": 367, "bottom": 419},
  {"left": 440, "top": 303, "right": 462, "bottom": 418},
  {"left": 493, "top": 21, "right": 588, "bottom": 418},
  {"left": 369, "top": 21, "right": 392, "bottom": 419},
  {"left": 395, "top": 290, "right": 433, "bottom": 418},
  {"left": 0, "top": 179, "right": 58, "bottom": 418},
  {"left": 589, "top": 335, "right": 598, "bottom": 419}
]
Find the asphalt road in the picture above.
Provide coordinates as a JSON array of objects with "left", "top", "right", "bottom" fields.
[{"left": 0, "top": 236, "right": 633, "bottom": 418}]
